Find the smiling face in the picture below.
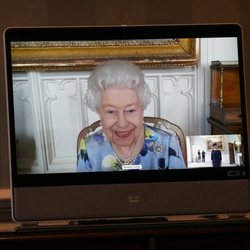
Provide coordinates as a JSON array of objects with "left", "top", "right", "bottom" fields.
[{"left": 98, "top": 87, "right": 144, "bottom": 149}]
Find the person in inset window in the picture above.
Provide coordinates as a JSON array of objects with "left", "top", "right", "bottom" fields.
[
  {"left": 77, "top": 59, "right": 186, "bottom": 172},
  {"left": 201, "top": 150, "right": 206, "bottom": 162},
  {"left": 211, "top": 143, "right": 222, "bottom": 167},
  {"left": 197, "top": 150, "right": 201, "bottom": 162}
]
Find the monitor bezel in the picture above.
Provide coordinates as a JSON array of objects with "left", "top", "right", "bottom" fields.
[{"left": 4, "top": 23, "right": 249, "bottom": 188}]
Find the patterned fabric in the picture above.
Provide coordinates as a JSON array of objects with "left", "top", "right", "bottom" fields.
[{"left": 77, "top": 124, "right": 185, "bottom": 172}]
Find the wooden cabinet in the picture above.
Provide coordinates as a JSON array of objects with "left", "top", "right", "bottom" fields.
[
  {"left": 1, "top": 219, "right": 250, "bottom": 249},
  {"left": 208, "top": 60, "right": 242, "bottom": 134}
]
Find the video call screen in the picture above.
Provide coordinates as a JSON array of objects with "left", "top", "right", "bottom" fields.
[{"left": 8, "top": 36, "right": 245, "bottom": 175}]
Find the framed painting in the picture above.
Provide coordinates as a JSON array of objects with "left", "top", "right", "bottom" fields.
[
  {"left": 206, "top": 136, "right": 224, "bottom": 151},
  {"left": 11, "top": 38, "right": 199, "bottom": 71}
]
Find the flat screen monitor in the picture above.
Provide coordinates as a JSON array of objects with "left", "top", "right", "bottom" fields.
[{"left": 4, "top": 24, "right": 249, "bottom": 223}]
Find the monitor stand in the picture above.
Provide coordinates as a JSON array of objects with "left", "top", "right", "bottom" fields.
[
  {"left": 70, "top": 216, "right": 168, "bottom": 226},
  {"left": 14, "top": 213, "right": 249, "bottom": 232},
  {"left": 14, "top": 216, "right": 168, "bottom": 232}
]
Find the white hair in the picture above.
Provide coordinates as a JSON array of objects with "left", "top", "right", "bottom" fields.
[{"left": 86, "top": 60, "right": 152, "bottom": 112}]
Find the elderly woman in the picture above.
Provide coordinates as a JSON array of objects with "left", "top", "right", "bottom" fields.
[{"left": 77, "top": 60, "right": 185, "bottom": 171}]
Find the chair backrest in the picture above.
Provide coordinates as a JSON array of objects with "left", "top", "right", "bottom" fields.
[{"left": 77, "top": 116, "right": 187, "bottom": 166}]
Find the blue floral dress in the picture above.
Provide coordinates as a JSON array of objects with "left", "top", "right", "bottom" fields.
[{"left": 77, "top": 125, "right": 185, "bottom": 172}]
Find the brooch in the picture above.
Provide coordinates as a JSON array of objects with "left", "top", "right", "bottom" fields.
[{"left": 153, "top": 143, "right": 165, "bottom": 154}]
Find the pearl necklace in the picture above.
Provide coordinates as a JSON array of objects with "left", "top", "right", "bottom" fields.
[{"left": 111, "top": 138, "right": 144, "bottom": 165}]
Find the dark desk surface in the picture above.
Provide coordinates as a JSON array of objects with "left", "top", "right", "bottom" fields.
[{"left": 1, "top": 213, "right": 250, "bottom": 249}]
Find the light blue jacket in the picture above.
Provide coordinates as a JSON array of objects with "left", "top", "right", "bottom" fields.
[{"left": 77, "top": 125, "right": 185, "bottom": 172}]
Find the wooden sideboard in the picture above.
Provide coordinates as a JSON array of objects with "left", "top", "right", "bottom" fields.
[
  {"left": 208, "top": 60, "right": 242, "bottom": 135},
  {"left": 0, "top": 215, "right": 250, "bottom": 249}
]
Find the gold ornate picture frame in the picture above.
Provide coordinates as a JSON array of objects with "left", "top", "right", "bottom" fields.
[
  {"left": 11, "top": 38, "right": 199, "bottom": 71},
  {"left": 206, "top": 136, "right": 224, "bottom": 151}
]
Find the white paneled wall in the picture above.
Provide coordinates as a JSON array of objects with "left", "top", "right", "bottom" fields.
[{"left": 144, "top": 67, "right": 199, "bottom": 136}]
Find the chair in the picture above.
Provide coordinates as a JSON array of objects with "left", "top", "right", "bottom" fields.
[{"left": 77, "top": 116, "right": 187, "bottom": 166}]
